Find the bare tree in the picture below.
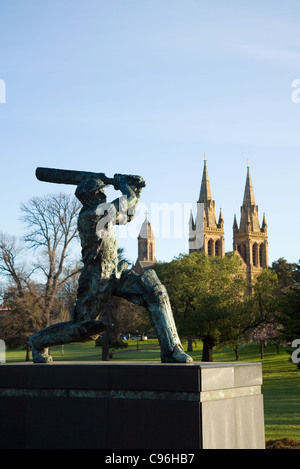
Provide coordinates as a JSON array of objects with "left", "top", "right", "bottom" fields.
[
  {"left": 0, "top": 192, "right": 81, "bottom": 359},
  {"left": 0, "top": 233, "right": 30, "bottom": 296},
  {"left": 1, "top": 284, "right": 43, "bottom": 360},
  {"left": 20, "top": 192, "right": 81, "bottom": 328},
  {"left": 0, "top": 233, "right": 43, "bottom": 359}
]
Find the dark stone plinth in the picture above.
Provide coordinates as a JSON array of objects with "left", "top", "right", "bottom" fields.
[{"left": 0, "top": 362, "right": 265, "bottom": 449}]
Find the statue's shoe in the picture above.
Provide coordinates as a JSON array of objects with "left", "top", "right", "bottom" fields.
[
  {"left": 29, "top": 337, "right": 53, "bottom": 364},
  {"left": 162, "top": 345, "right": 193, "bottom": 363}
]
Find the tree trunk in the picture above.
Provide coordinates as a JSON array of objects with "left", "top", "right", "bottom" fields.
[
  {"left": 202, "top": 337, "right": 214, "bottom": 362},
  {"left": 101, "top": 334, "right": 110, "bottom": 361},
  {"left": 260, "top": 341, "right": 264, "bottom": 359},
  {"left": 233, "top": 346, "right": 239, "bottom": 361},
  {"left": 187, "top": 337, "right": 193, "bottom": 352},
  {"left": 26, "top": 342, "right": 30, "bottom": 362}
]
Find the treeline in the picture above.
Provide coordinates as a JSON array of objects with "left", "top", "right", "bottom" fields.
[
  {"left": 153, "top": 253, "right": 300, "bottom": 365},
  {"left": 0, "top": 192, "right": 299, "bottom": 366}
]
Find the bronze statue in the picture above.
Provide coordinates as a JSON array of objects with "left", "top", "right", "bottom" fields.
[{"left": 29, "top": 168, "right": 193, "bottom": 364}]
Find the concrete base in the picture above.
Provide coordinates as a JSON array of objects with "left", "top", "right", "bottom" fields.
[{"left": 0, "top": 361, "right": 265, "bottom": 449}]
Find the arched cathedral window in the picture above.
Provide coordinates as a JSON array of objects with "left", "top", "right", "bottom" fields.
[{"left": 208, "top": 239, "right": 214, "bottom": 256}]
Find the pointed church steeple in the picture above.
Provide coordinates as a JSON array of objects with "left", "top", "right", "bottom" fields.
[
  {"left": 133, "top": 212, "right": 157, "bottom": 274},
  {"left": 261, "top": 213, "right": 267, "bottom": 233},
  {"left": 138, "top": 211, "right": 155, "bottom": 241},
  {"left": 239, "top": 164, "right": 261, "bottom": 233},
  {"left": 189, "top": 210, "right": 195, "bottom": 231},
  {"left": 198, "top": 156, "right": 213, "bottom": 203},
  {"left": 233, "top": 213, "right": 238, "bottom": 231},
  {"left": 243, "top": 164, "right": 256, "bottom": 207},
  {"left": 233, "top": 164, "right": 269, "bottom": 285},
  {"left": 218, "top": 208, "right": 224, "bottom": 228},
  {"left": 189, "top": 155, "right": 224, "bottom": 256}
]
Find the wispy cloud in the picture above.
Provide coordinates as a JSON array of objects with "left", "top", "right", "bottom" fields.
[{"left": 233, "top": 44, "right": 300, "bottom": 69}]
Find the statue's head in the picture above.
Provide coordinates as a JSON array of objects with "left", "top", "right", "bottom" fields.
[{"left": 75, "top": 177, "right": 107, "bottom": 205}]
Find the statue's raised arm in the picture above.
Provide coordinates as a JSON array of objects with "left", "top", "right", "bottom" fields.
[
  {"left": 111, "top": 173, "right": 146, "bottom": 224},
  {"left": 36, "top": 167, "right": 146, "bottom": 226}
]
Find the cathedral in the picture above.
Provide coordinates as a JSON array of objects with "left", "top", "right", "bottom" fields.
[
  {"left": 134, "top": 156, "right": 269, "bottom": 285},
  {"left": 188, "top": 157, "right": 269, "bottom": 284}
]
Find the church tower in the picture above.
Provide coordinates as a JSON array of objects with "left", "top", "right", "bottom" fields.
[
  {"left": 233, "top": 164, "right": 269, "bottom": 284},
  {"left": 189, "top": 156, "right": 225, "bottom": 256},
  {"left": 133, "top": 213, "right": 157, "bottom": 274}
]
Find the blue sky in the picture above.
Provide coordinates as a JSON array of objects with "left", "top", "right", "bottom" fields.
[{"left": 0, "top": 0, "right": 300, "bottom": 265}]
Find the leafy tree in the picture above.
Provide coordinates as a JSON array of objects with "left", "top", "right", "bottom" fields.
[
  {"left": 250, "top": 269, "right": 278, "bottom": 323},
  {"left": 278, "top": 287, "right": 300, "bottom": 343},
  {"left": 249, "top": 324, "right": 282, "bottom": 358},
  {"left": 96, "top": 296, "right": 152, "bottom": 360},
  {"left": 271, "top": 257, "right": 300, "bottom": 291},
  {"left": 153, "top": 252, "right": 247, "bottom": 361},
  {"left": 270, "top": 259, "right": 300, "bottom": 367},
  {"left": 277, "top": 286, "right": 300, "bottom": 370},
  {"left": 242, "top": 269, "right": 281, "bottom": 356}
]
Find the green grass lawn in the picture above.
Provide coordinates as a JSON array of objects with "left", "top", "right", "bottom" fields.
[{"left": 4, "top": 339, "right": 300, "bottom": 442}]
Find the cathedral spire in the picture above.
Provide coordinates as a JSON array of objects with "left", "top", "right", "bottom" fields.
[
  {"left": 189, "top": 156, "right": 224, "bottom": 256},
  {"left": 239, "top": 164, "right": 260, "bottom": 232},
  {"left": 198, "top": 154, "right": 213, "bottom": 203},
  {"left": 138, "top": 212, "right": 155, "bottom": 240},
  {"left": 233, "top": 163, "right": 269, "bottom": 285},
  {"left": 243, "top": 164, "right": 256, "bottom": 207}
]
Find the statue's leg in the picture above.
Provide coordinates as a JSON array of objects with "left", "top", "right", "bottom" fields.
[
  {"left": 115, "top": 270, "right": 193, "bottom": 363},
  {"left": 72, "top": 265, "right": 114, "bottom": 322},
  {"left": 29, "top": 319, "right": 108, "bottom": 363}
]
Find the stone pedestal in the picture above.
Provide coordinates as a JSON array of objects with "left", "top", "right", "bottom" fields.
[{"left": 0, "top": 361, "right": 265, "bottom": 449}]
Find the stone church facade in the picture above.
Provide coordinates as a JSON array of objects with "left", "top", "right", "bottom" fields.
[
  {"left": 189, "top": 157, "right": 225, "bottom": 257},
  {"left": 189, "top": 158, "right": 269, "bottom": 283},
  {"left": 133, "top": 158, "right": 269, "bottom": 284}
]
